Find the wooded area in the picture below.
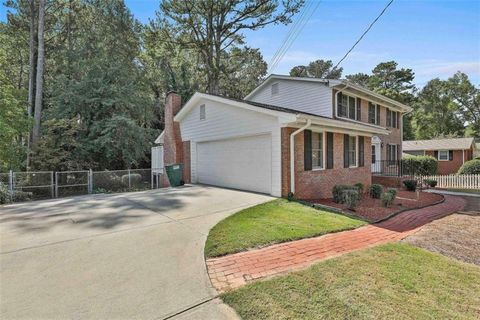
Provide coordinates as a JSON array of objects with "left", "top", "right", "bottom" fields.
[{"left": 1, "top": 0, "right": 478, "bottom": 172}]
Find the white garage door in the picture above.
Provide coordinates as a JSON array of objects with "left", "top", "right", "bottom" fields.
[{"left": 196, "top": 134, "right": 272, "bottom": 194}]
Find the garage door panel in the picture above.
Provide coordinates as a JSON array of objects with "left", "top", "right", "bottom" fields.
[{"left": 196, "top": 134, "right": 271, "bottom": 194}]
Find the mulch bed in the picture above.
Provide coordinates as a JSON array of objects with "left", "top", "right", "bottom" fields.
[{"left": 311, "top": 190, "right": 444, "bottom": 222}]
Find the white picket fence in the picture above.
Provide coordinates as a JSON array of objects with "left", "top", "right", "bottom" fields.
[{"left": 419, "top": 174, "right": 480, "bottom": 189}]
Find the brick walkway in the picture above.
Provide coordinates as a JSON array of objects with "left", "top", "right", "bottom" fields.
[{"left": 206, "top": 195, "right": 466, "bottom": 292}]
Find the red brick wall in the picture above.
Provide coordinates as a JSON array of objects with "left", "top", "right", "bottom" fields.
[
  {"left": 162, "top": 92, "right": 192, "bottom": 186},
  {"left": 281, "top": 128, "right": 372, "bottom": 199},
  {"left": 425, "top": 149, "right": 470, "bottom": 175}
]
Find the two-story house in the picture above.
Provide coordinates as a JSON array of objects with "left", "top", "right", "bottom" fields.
[{"left": 155, "top": 75, "right": 412, "bottom": 199}]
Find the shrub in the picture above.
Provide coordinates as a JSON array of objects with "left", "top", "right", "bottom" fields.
[
  {"left": 387, "top": 188, "right": 397, "bottom": 198},
  {"left": 381, "top": 192, "right": 395, "bottom": 207},
  {"left": 354, "top": 183, "right": 365, "bottom": 195},
  {"left": 457, "top": 159, "right": 480, "bottom": 175},
  {"left": 332, "top": 185, "right": 354, "bottom": 203},
  {"left": 0, "top": 183, "right": 12, "bottom": 204},
  {"left": 369, "top": 184, "right": 383, "bottom": 199},
  {"left": 287, "top": 192, "right": 295, "bottom": 201},
  {"left": 403, "top": 179, "right": 418, "bottom": 191},
  {"left": 121, "top": 173, "right": 143, "bottom": 187},
  {"left": 424, "top": 179, "right": 437, "bottom": 188},
  {"left": 12, "top": 190, "right": 32, "bottom": 202},
  {"left": 342, "top": 189, "right": 360, "bottom": 210},
  {"left": 402, "top": 155, "right": 438, "bottom": 176}
]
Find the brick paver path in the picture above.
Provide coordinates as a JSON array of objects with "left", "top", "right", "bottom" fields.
[{"left": 206, "top": 195, "right": 465, "bottom": 292}]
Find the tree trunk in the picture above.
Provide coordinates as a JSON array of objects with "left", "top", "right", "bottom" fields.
[
  {"left": 27, "top": 0, "right": 37, "bottom": 169},
  {"left": 32, "top": 0, "right": 45, "bottom": 146}
]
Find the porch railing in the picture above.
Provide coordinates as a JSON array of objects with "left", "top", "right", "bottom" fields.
[{"left": 372, "top": 160, "right": 432, "bottom": 177}]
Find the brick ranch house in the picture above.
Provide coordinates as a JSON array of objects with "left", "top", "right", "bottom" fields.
[
  {"left": 155, "top": 75, "right": 412, "bottom": 199},
  {"left": 403, "top": 137, "right": 477, "bottom": 175}
]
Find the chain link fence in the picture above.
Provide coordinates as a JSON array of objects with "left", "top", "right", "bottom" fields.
[{"left": 1, "top": 168, "right": 163, "bottom": 204}]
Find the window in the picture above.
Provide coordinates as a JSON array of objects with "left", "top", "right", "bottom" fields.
[
  {"left": 438, "top": 150, "right": 449, "bottom": 161},
  {"left": 371, "top": 145, "right": 376, "bottom": 164},
  {"left": 312, "top": 132, "right": 324, "bottom": 169},
  {"left": 349, "top": 136, "right": 357, "bottom": 167},
  {"left": 368, "top": 102, "right": 379, "bottom": 125},
  {"left": 199, "top": 104, "right": 206, "bottom": 120},
  {"left": 387, "top": 144, "right": 398, "bottom": 163},
  {"left": 271, "top": 83, "right": 279, "bottom": 96},
  {"left": 337, "top": 92, "right": 357, "bottom": 120},
  {"left": 387, "top": 109, "right": 399, "bottom": 128}
]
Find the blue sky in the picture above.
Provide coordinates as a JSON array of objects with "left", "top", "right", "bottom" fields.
[{"left": 2, "top": 0, "right": 479, "bottom": 86}]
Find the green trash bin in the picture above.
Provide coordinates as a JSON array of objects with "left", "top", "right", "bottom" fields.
[{"left": 165, "top": 164, "right": 184, "bottom": 187}]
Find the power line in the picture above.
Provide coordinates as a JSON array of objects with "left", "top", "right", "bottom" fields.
[
  {"left": 268, "top": 1, "right": 314, "bottom": 72},
  {"left": 333, "top": 0, "right": 395, "bottom": 70},
  {"left": 268, "top": 0, "right": 322, "bottom": 74}
]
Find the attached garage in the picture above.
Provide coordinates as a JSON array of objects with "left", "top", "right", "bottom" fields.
[{"left": 196, "top": 134, "right": 272, "bottom": 194}]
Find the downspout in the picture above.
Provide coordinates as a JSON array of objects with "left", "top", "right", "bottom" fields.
[{"left": 290, "top": 119, "right": 312, "bottom": 195}]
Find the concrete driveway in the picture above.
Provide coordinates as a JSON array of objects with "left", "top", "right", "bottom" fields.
[{"left": 0, "top": 185, "right": 273, "bottom": 319}]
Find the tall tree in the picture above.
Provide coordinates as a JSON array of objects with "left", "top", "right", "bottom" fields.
[
  {"left": 447, "top": 72, "right": 480, "bottom": 137},
  {"left": 32, "top": 0, "right": 45, "bottom": 145},
  {"left": 413, "top": 78, "right": 464, "bottom": 139},
  {"left": 289, "top": 59, "right": 342, "bottom": 79},
  {"left": 158, "top": 0, "right": 303, "bottom": 94}
]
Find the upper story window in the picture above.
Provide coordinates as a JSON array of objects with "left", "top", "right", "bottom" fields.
[
  {"left": 337, "top": 92, "right": 357, "bottom": 120},
  {"left": 387, "top": 109, "right": 400, "bottom": 128},
  {"left": 271, "top": 83, "right": 279, "bottom": 96},
  {"left": 368, "top": 102, "right": 380, "bottom": 125},
  {"left": 312, "top": 132, "right": 324, "bottom": 169},
  {"left": 199, "top": 104, "right": 206, "bottom": 120}
]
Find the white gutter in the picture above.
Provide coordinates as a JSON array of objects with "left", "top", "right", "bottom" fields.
[{"left": 290, "top": 119, "right": 311, "bottom": 195}]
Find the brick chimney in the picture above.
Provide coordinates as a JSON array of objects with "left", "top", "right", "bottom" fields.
[{"left": 163, "top": 91, "right": 183, "bottom": 166}]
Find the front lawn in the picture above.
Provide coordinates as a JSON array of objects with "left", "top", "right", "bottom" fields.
[
  {"left": 205, "top": 199, "right": 366, "bottom": 258},
  {"left": 222, "top": 243, "right": 480, "bottom": 320}
]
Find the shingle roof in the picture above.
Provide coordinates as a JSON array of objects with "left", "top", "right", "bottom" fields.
[{"left": 403, "top": 138, "right": 474, "bottom": 151}]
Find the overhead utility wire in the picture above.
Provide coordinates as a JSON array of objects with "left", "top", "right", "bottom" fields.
[
  {"left": 268, "top": 0, "right": 322, "bottom": 74},
  {"left": 268, "top": 1, "right": 314, "bottom": 72},
  {"left": 333, "top": 0, "right": 395, "bottom": 69}
]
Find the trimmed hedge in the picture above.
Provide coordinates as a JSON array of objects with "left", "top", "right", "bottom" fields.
[
  {"left": 402, "top": 155, "right": 437, "bottom": 176},
  {"left": 457, "top": 159, "right": 480, "bottom": 175},
  {"left": 369, "top": 184, "right": 383, "bottom": 199}
]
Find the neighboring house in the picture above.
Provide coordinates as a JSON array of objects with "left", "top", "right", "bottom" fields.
[
  {"left": 155, "top": 75, "right": 412, "bottom": 199},
  {"left": 403, "top": 137, "right": 477, "bottom": 175}
]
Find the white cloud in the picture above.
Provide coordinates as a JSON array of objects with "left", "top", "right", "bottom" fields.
[{"left": 413, "top": 61, "right": 480, "bottom": 77}]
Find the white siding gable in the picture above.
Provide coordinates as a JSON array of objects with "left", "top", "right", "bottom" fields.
[
  {"left": 179, "top": 98, "right": 282, "bottom": 197},
  {"left": 247, "top": 79, "right": 333, "bottom": 118}
]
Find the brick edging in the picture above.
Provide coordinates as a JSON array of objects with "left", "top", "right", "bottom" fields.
[{"left": 372, "top": 194, "right": 445, "bottom": 224}]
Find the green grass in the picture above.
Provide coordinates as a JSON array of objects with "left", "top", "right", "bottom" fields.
[
  {"left": 446, "top": 188, "right": 480, "bottom": 195},
  {"left": 204, "top": 199, "right": 366, "bottom": 258},
  {"left": 221, "top": 243, "right": 480, "bottom": 320}
]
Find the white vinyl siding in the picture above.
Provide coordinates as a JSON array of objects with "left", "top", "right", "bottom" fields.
[
  {"left": 247, "top": 79, "right": 332, "bottom": 117},
  {"left": 179, "top": 98, "right": 282, "bottom": 196}
]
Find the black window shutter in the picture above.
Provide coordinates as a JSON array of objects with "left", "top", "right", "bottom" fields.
[
  {"left": 387, "top": 109, "right": 391, "bottom": 127},
  {"left": 397, "top": 144, "right": 401, "bottom": 161},
  {"left": 434, "top": 151, "right": 439, "bottom": 160},
  {"left": 359, "top": 136, "right": 364, "bottom": 167},
  {"left": 376, "top": 105, "right": 381, "bottom": 125},
  {"left": 396, "top": 112, "right": 400, "bottom": 128},
  {"left": 344, "top": 134, "right": 349, "bottom": 168},
  {"left": 449, "top": 150, "right": 453, "bottom": 161},
  {"left": 356, "top": 98, "right": 361, "bottom": 121},
  {"left": 304, "top": 130, "right": 312, "bottom": 171},
  {"left": 327, "top": 132, "right": 334, "bottom": 169}
]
